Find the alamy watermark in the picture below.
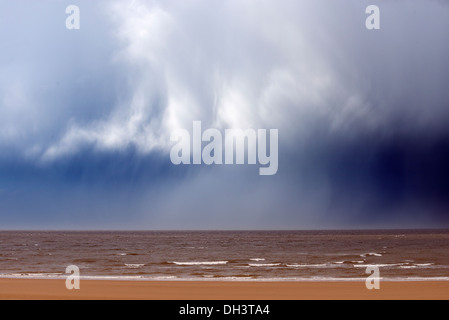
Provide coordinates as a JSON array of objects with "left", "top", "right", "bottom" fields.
[
  {"left": 63, "top": 4, "right": 379, "bottom": 31},
  {"left": 170, "top": 121, "right": 279, "bottom": 175},
  {"left": 65, "top": 265, "right": 80, "bottom": 290},
  {"left": 365, "top": 5, "right": 380, "bottom": 30},
  {"left": 66, "top": 5, "right": 80, "bottom": 30},
  {"left": 365, "top": 265, "right": 381, "bottom": 290}
]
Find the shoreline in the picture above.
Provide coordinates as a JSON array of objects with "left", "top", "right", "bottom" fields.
[
  {"left": 1, "top": 276, "right": 449, "bottom": 282},
  {"left": 0, "top": 279, "right": 448, "bottom": 300}
]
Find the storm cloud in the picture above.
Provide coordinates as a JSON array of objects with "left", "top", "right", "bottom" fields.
[{"left": 0, "top": 0, "right": 448, "bottom": 229}]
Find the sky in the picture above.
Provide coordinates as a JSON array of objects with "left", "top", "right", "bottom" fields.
[{"left": 0, "top": 0, "right": 449, "bottom": 230}]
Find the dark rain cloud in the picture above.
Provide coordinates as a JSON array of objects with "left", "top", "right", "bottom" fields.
[{"left": 0, "top": 0, "right": 449, "bottom": 229}]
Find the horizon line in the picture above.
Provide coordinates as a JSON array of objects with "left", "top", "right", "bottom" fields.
[{"left": 0, "top": 227, "right": 448, "bottom": 232}]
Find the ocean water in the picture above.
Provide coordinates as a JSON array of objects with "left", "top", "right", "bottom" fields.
[{"left": 0, "top": 230, "right": 448, "bottom": 281}]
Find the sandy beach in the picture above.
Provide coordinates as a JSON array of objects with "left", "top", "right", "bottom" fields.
[{"left": 0, "top": 279, "right": 448, "bottom": 300}]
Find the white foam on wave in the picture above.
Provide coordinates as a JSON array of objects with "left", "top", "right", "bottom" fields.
[
  {"left": 250, "top": 258, "right": 265, "bottom": 261},
  {"left": 203, "top": 276, "right": 255, "bottom": 280},
  {"left": 353, "top": 263, "right": 404, "bottom": 268},
  {"left": 354, "top": 262, "right": 443, "bottom": 269},
  {"left": 125, "top": 263, "right": 145, "bottom": 268},
  {"left": 248, "top": 263, "right": 281, "bottom": 267},
  {"left": 286, "top": 263, "right": 331, "bottom": 268},
  {"left": 81, "top": 275, "right": 146, "bottom": 280},
  {"left": 0, "top": 273, "right": 71, "bottom": 280},
  {"left": 360, "top": 253, "right": 382, "bottom": 257},
  {"left": 1, "top": 273, "right": 449, "bottom": 282},
  {"left": 150, "top": 276, "right": 178, "bottom": 280},
  {"left": 402, "top": 263, "right": 441, "bottom": 269},
  {"left": 388, "top": 277, "right": 449, "bottom": 282},
  {"left": 172, "top": 261, "right": 228, "bottom": 266},
  {"left": 6, "top": 273, "right": 65, "bottom": 279}
]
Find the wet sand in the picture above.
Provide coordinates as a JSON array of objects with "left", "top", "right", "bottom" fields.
[{"left": 0, "top": 279, "right": 448, "bottom": 300}]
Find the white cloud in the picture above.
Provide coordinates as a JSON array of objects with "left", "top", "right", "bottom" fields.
[{"left": 1, "top": 0, "right": 448, "bottom": 161}]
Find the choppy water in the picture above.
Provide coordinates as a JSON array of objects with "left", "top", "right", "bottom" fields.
[{"left": 0, "top": 230, "right": 448, "bottom": 281}]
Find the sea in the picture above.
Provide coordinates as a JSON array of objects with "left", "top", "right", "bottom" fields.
[{"left": 0, "top": 230, "right": 448, "bottom": 281}]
